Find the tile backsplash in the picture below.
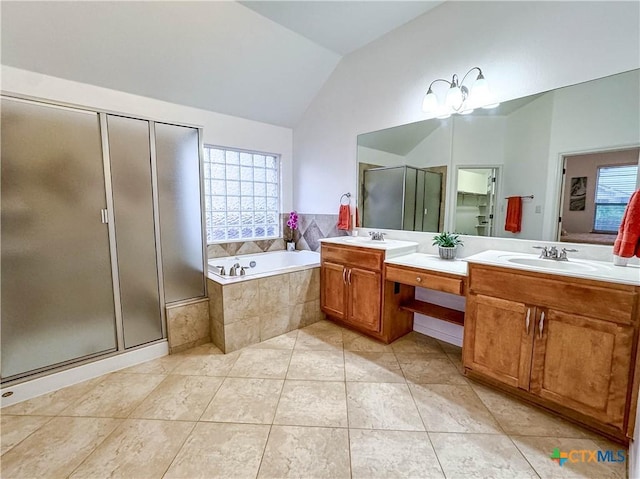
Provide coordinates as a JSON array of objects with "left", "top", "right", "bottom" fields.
[{"left": 207, "top": 213, "right": 347, "bottom": 259}]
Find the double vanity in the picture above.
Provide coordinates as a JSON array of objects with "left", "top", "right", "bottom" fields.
[{"left": 319, "top": 236, "right": 640, "bottom": 444}]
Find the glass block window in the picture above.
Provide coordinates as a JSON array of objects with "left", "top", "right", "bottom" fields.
[
  {"left": 593, "top": 164, "right": 638, "bottom": 232},
  {"left": 203, "top": 145, "right": 280, "bottom": 242}
]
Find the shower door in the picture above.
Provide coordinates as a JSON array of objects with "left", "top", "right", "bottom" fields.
[
  {"left": 106, "top": 115, "right": 163, "bottom": 348},
  {"left": 1, "top": 98, "right": 117, "bottom": 380}
]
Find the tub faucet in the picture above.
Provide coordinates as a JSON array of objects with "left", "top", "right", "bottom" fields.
[{"left": 229, "top": 263, "right": 241, "bottom": 276}]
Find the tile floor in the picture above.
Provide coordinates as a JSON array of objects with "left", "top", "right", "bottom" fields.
[{"left": 0, "top": 320, "right": 628, "bottom": 478}]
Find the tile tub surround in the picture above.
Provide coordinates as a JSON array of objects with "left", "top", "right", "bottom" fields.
[
  {"left": 1, "top": 321, "right": 628, "bottom": 479},
  {"left": 206, "top": 213, "right": 347, "bottom": 259},
  {"left": 208, "top": 267, "right": 324, "bottom": 353},
  {"left": 166, "top": 298, "right": 211, "bottom": 354}
]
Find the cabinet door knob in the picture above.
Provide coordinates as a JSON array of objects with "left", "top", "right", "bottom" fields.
[{"left": 416, "top": 277, "right": 422, "bottom": 282}]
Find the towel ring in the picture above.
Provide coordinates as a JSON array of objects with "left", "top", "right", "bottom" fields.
[{"left": 340, "top": 193, "right": 351, "bottom": 205}]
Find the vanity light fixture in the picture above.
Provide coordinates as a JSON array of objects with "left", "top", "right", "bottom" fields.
[{"left": 422, "top": 66, "right": 499, "bottom": 118}]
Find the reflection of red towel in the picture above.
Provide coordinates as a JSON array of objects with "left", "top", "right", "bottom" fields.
[
  {"left": 505, "top": 196, "right": 522, "bottom": 233},
  {"left": 613, "top": 190, "right": 640, "bottom": 258},
  {"left": 338, "top": 205, "right": 351, "bottom": 230}
]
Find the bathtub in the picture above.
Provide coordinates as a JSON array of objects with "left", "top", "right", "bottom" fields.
[
  {"left": 207, "top": 250, "right": 320, "bottom": 284},
  {"left": 206, "top": 250, "right": 324, "bottom": 352}
]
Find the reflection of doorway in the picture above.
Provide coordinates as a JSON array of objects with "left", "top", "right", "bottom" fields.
[
  {"left": 455, "top": 167, "right": 498, "bottom": 236},
  {"left": 558, "top": 147, "right": 639, "bottom": 244}
]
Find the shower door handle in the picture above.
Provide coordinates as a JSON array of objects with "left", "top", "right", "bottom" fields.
[{"left": 100, "top": 208, "right": 109, "bottom": 224}]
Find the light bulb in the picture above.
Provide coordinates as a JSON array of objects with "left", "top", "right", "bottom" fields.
[
  {"left": 422, "top": 90, "right": 438, "bottom": 113},
  {"left": 445, "top": 85, "right": 463, "bottom": 109},
  {"left": 471, "top": 76, "right": 490, "bottom": 106}
]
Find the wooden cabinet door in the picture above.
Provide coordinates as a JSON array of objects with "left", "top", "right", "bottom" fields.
[
  {"left": 530, "top": 309, "right": 634, "bottom": 429},
  {"left": 321, "top": 261, "right": 346, "bottom": 320},
  {"left": 463, "top": 294, "right": 535, "bottom": 390},
  {"left": 347, "top": 267, "right": 381, "bottom": 333}
]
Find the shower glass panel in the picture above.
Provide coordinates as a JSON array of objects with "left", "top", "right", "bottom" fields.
[
  {"left": 107, "top": 115, "right": 162, "bottom": 348},
  {"left": 423, "top": 171, "right": 442, "bottom": 232},
  {"left": 363, "top": 166, "right": 406, "bottom": 230},
  {"left": 1, "top": 98, "right": 117, "bottom": 380},
  {"left": 155, "top": 123, "right": 205, "bottom": 303}
]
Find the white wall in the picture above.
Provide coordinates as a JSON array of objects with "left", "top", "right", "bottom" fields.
[
  {"left": 500, "top": 93, "right": 554, "bottom": 239},
  {"left": 357, "top": 145, "right": 405, "bottom": 168},
  {"left": 1, "top": 66, "right": 294, "bottom": 213},
  {"left": 293, "top": 1, "right": 640, "bottom": 215}
]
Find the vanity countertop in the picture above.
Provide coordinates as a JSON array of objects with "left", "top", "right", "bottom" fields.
[
  {"left": 319, "top": 236, "right": 418, "bottom": 258},
  {"left": 385, "top": 253, "right": 468, "bottom": 277},
  {"left": 464, "top": 249, "right": 640, "bottom": 286}
]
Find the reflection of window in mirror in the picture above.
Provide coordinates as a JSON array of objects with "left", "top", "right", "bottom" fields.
[{"left": 559, "top": 147, "right": 639, "bottom": 245}]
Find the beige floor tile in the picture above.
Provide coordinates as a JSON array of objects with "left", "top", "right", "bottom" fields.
[
  {"left": 430, "top": 432, "right": 538, "bottom": 479},
  {"left": 295, "top": 321, "right": 344, "bottom": 351},
  {"left": 69, "top": 419, "right": 194, "bottom": 478},
  {"left": 1, "top": 377, "right": 104, "bottom": 416},
  {"left": 62, "top": 372, "right": 165, "bottom": 418},
  {"left": 436, "top": 339, "right": 462, "bottom": 355},
  {"left": 512, "top": 436, "right": 628, "bottom": 479},
  {"left": 390, "top": 332, "right": 445, "bottom": 354},
  {"left": 274, "top": 380, "right": 348, "bottom": 428},
  {"left": 396, "top": 353, "right": 467, "bottom": 385},
  {"left": 409, "top": 383, "right": 502, "bottom": 433},
  {"left": 347, "top": 382, "right": 424, "bottom": 431},
  {"left": 286, "top": 349, "right": 345, "bottom": 381},
  {"left": 0, "top": 415, "right": 52, "bottom": 455},
  {"left": 228, "top": 348, "right": 292, "bottom": 379},
  {"left": 344, "top": 351, "right": 404, "bottom": 383},
  {"left": 342, "top": 329, "right": 392, "bottom": 352},
  {"left": 349, "top": 429, "right": 445, "bottom": 479},
  {"left": 130, "top": 375, "right": 223, "bottom": 421},
  {"left": 258, "top": 425, "right": 350, "bottom": 479},
  {"left": 171, "top": 351, "right": 240, "bottom": 377},
  {"left": 250, "top": 330, "right": 298, "bottom": 349},
  {"left": 121, "top": 354, "right": 186, "bottom": 375},
  {"left": 471, "top": 382, "right": 594, "bottom": 437},
  {"left": 164, "top": 422, "right": 270, "bottom": 479},
  {"left": 201, "top": 377, "right": 283, "bottom": 424},
  {"left": 179, "top": 342, "right": 225, "bottom": 356},
  {"left": 0, "top": 416, "right": 121, "bottom": 478}
]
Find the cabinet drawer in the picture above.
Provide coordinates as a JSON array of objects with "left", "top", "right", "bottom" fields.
[
  {"left": 469, "top": 265, "right": 637, "bottom": 324},
  {"left": 321, "top": 244, "right": 383, "bottom": 271},
  {"left": 386, "top": 265, "right": 464, "bottom": 295}
]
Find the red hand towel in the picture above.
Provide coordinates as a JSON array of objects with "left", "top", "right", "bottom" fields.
[
  {"left": 613, "top": 189, "right": 640, "bottom": 258},
  {"left": 337, "top": 204, "right": 351, "bottom": 230},
  {"left": 505, "top": 196, "right": 522, "bottom": 233}
]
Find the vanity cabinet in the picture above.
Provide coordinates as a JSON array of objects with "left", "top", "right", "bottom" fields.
[
  {"left": 321, "top": 244, "right": 383, "bottom": 333},
  {"left": 464, "top": 263, "right": 639, "bottom": 439},
  {"left": 320, "top": 243, "right": 414, "bottom": 341}
]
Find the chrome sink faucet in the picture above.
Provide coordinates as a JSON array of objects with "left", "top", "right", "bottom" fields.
[
  {"left": 533, "top": 246, "right": 578, "bottom": 261},
  {"left": 369, "top": 231, "right": 386, "bottom": 241}
]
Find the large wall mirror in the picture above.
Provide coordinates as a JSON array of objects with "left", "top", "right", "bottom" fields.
[{"left": 357, "top": 69, "right": 640, "bottom": 245}]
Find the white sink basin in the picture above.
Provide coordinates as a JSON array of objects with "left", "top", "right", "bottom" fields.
[{"left": 500, "top": 256, "right": 598, "bottom": 272}]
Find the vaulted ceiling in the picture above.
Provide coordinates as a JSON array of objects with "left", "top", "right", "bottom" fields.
[{"left": 1, "top": 1, "right": 443, "bottom": 127}]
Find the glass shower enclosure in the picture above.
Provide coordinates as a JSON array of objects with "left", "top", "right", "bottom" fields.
[
  {"left": 362, "top": 165, "right": 442, "bottom": 231},
  {"left": 1, "top": 97, "right": 207, "bottom": 383}
]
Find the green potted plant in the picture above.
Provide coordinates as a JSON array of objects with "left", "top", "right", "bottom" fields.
[{"left": 432, "top": 232, "right": 463, "bottom": 260}]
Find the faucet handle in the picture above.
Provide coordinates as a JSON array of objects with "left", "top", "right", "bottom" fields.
[
  {"left": 562, "top": 248, "right": 578, "bottom": 253},
  {"left": 215, "top": 265, "right": 226, "bottom": 276},
  {"left": 532, "top": 246, "right": 548, "bottom": 258}
]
